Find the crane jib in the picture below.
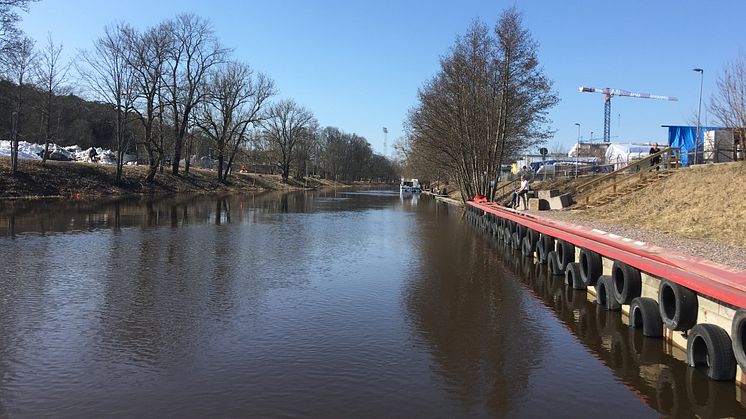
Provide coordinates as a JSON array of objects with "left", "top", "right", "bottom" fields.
[{"left": 578, "top": 86, "right": 678, "bottom": 101}]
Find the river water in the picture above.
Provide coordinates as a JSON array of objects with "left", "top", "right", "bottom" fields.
[{"left": 0, "top": 191, "right": 743, "bottom": 418}]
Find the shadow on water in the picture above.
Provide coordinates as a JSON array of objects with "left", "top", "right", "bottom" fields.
[
  {"left": 470, "top": 216, "right": 746, "bottom": 418},
  {"left": 404, "top": 202, "right": 543, "bottom": 417}
]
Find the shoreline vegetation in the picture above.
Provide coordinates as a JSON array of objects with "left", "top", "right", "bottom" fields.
[{"left": 0, "top": 157, "right": 371, "bottom": 200}]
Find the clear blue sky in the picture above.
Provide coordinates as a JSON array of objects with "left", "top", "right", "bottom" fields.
[{"left": 18, "top": 0, "right": 746, "bottom": 155}]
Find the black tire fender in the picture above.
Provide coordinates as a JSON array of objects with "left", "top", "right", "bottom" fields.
[
  {"left": 547, "top": 251, "right": 564, "bottom": 276},
  {"left": 659, "top": 279, "right": 698, "bottom": 331},
  {"left": 730, "top": 309, "right": 746, "bottom": 372},
  {"left": 611, "top": 260, "right": 642, "bottom": 305},
  {"left": 596, "top": 275, "right": 621, "bottom": 311},
  {"left": 556, "top": 240, "right": 575, "bottom": 271},
  {"left": 687, "top": 323, "right": 736, "bottom": 381},
  {"left": 536, "top": 235, "right": 554, "bottom": 265},
  {"left": 521, "top": 236, "right": 533, "bottom": 258},
  {"left": 527, "top": 229, "right": 540, "bottom": 247},
  {"left": 510, "top": 232, "right": 521, "bottom": 250},
  {"left": 579, "top": 248, "right": 602, "bottom": 287},
  {"left": 564, "top": 262, "right": 586, "bottom": 290},
  {"left": 629, "top": 297, "right": 663, "bottom": 337}
]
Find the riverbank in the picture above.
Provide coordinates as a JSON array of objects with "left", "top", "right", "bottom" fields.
[
  {"left": 0, "top": 157, "right": 356, "bottom": 199},
  {"left": 427, "top": 161, "right": 746, "bottom": 270}
]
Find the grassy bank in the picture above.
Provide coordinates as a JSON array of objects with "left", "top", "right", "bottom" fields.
[
  {"left": 0, "top": 157, "right": 352, "bottom": 199},
  {"left": 578, "top": 160, "right": 746, "bottom": 248}
]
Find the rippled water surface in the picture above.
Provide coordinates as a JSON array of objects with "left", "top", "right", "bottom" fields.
[{"left": 0, "top": 191, "right": 744, "bottom": 418}]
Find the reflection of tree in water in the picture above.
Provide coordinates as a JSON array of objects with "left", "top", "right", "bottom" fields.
[
  {"left": 96, "top": 220, "right": 253, "bottom": 369},
  {"left": 404, "top": 206, "right": 544, "bottom": 416},
  {"left": 503, "top": 238, "right": 746, "bottom": 418},
  {"left": 94, "top": 194, "right": 322, "bottom": 369}
]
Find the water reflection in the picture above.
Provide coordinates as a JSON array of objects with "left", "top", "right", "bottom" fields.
[
  {"left": 405, "top": 203, "right": 542, "bottom": 416},
  {"left": 0, "top": 190, "right": 400, "bottom": 237},
  {"left": 2, "top": 191, "right": 743, "bottom": 417},
  {"left": 490, "top": 222, "right": 746, "bottom": 418}
]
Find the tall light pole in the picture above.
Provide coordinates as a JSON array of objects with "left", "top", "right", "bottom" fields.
[
  {"left": 382, "top": 127, "right": 388, "bottom": 158},
  {"left": 575, "top": 123, "right": 581, "bottom": 178},
  {"left": 693, "top": 68, "right": 704, "bottom": 164}
]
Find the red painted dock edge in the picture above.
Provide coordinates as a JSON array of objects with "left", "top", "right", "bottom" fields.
[{"left": 468, "top": 201, "right": 746, "bottom": 309}]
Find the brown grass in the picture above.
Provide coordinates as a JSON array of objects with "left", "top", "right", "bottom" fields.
[{"left": 581, "top": 161, "right": 746, "bottom": 247}]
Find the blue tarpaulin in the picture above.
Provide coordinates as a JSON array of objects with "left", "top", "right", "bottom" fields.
[{"left": 664, "top": 125, "right": 721, "bottom": 166}]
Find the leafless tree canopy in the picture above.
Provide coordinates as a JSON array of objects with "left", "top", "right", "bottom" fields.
[
  {"left": 78, "top": 23, "right": 137, "bottom": 183},
  {"left": 5, "top": 35, "right": 35, "bottom": 173},
  {"left": 123, "top": 22, "right": 171, "bottom": 181},
  {"left": 0, "top": 0, "right": 35, "bottom": 59},
  {"left": 711, "top": 55, "right": 746, "bottom": 146},
  {"left": 196, "top": 61, "right": 275, "bottom": 182},
  {"left": 405, "top": 8, "right": 558, "bottom": 201},
  {"left": 165, "top": 13, "right": 229, "bottom": 176},
  {"left": 35, "top": 33, "right": 70, "bottom": 163},
  {"left": 261, "top": 99, "right": 316, "bottom": 182},
  {"left": 1, "top": 8, "right": 400, "bottom": 184}
]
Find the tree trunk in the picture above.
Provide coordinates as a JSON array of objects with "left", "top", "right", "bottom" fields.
[
  {"left": 145, "top": 146, "right": 158, "bottom": 182},
  {"left": 217, "top": 155, "right": 224, "bottom": 182}
]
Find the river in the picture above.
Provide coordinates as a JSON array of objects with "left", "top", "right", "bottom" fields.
[{"left": 0, "top": 190, "right": 743, "bottom": 418}]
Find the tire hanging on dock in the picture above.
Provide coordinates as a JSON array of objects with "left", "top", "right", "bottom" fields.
[
  {"left": 579, "top": 248, "right": 602, "bottom": 287},
  {"left": 535, "top": 235, "right": 554, "bottom": 265},
  {"left": 729, "top": 309, "right": 746, "bottom": 372},
  {"left": 564, "top": 262, "right": 585, "bottom": 290},
  {"left": 547, "top": 251, "right": 564, "bottom": 276},
  {"left": 596, "top": 275, "right": 621, "bottom": 311},
  {"left": 521, "top": 236, "right": 534, "bottom": 258},
  {"left": 658, "top": 279, "right": 698, "bottom": 331},
  {"left": 687, "top": 323, "right": 736, "bottom": 381},
  {"left": 611, "top": 261, "right": 642, "bottom": 305},
  {"left": 556, "top": 240, "right": 575, "bottom": 271},
  {"left": 629, "top": 297, "right": 663, "bottom": 337}
]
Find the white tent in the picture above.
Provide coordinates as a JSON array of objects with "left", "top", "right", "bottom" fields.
[{"left": 605, "top": 143, "right": 652, "bottom": 169}]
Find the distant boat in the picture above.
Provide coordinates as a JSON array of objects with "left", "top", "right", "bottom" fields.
[{"left": 400, "top": 178, "right": 421, "bottom": 193}]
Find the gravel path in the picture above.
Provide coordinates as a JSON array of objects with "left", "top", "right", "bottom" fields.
[{"left": 530, "top": 210, "right": 746, "bottom": 272}]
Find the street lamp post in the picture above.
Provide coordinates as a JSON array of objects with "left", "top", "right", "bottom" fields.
[
  {"left": 694, "top": 68, "right": 704, "bottom": 164},
  {"left": 575, "top": 123, "right": 581, "bottom": 178}
]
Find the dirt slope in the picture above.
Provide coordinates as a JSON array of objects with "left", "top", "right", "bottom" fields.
[{"left": 580, "top": 161, "right": 746, "bottom": 248}]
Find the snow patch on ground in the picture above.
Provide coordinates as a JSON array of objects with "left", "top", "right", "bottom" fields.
[{"left": 0, "top": 140, "right": 134, "bottom": 164}]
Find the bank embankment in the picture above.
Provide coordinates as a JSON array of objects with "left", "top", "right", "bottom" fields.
[
  {"left": 435, "top": 161, "right": 746, "bottom": 270},
  {"left": 536, "top": 161, "right": 746, "bottom": 270},
  {"left": 0, "top": 157, "right": 354, "bottom": 199}
]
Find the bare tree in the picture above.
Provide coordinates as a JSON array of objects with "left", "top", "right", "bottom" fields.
[
  {"left": 196, "top": 61, "right": 274, "bottom": 181},
  {"left": 35, "top": 33, "right": 70, "bottom": 163},
  {"left": 261, "top": 100, "right": 315, "bottom": 182},
  {"left": 78, "top": 23, "right": 137, "bottom": 183},
  {"left": 0, "top": 0, "right": 35, "bottom": 60},
  {"left": 164, "top": 13, "right": 228, "bottom": 175},
  {"left": 406, "top": 9, "right": 558, "bottom": 201},
  {"left": 711, "top": 55, "right": 746, "bottom": 155},
  {"left": 124, "top": 22, "right": 171, "bottom": 182},
  {"left": 5, "top": 36, "right": 35, "bottom": 174}
]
